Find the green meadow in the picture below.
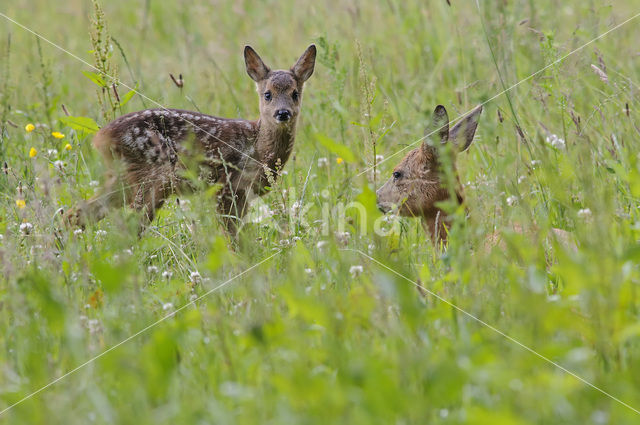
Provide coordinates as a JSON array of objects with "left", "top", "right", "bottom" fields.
[{"left": 1, "top": 0, "right": 640, "bottom": 423}]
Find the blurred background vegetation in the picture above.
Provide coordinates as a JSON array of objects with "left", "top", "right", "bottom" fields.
[{"left": 1, "top": 0, "right": 640, "bottom": 423}]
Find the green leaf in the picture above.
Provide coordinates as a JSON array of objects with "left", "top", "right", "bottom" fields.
[
  {"left": 117, "top": 85, "right": 138, "bottom": 108},
  {"left": 315, "top": 133, "right": 355, "bottom": 162},
  {"left": 82, "top": 70, "right": 107, "bottom": 88},
  {"left": 59, "top": 116, "right": 100, "bottom": 137}
]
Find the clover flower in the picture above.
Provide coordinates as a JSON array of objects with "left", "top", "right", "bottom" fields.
[
  {"left": 577, "top": 208, "right": 592, "bottom": 219},
  {"left": 349, "top": 265, "right": 364, "bottom": 277},
  {"left": 545, "top": 134, "right": 565, "bottom": 149},
  {"left": 20, "top": 222, "right": 33, "bottom": 234}
]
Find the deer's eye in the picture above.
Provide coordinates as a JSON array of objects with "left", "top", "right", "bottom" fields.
[
  {"left": 264, "top": 91, "right": 272, "bottom": 101},
  {"left": 292, "top": 90, "right": 299, "bottom": 101},
  {"left": 392, "top": 171, "right": 403, "bottom": 180}
]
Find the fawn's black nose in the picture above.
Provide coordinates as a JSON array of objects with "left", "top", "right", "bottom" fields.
[{"left": 275, "top": 109, "right": 291, "bottom": 122}]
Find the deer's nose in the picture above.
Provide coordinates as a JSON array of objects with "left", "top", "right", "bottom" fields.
[{"left": 274, "top": 109, "right": 291, "bottom": 122}]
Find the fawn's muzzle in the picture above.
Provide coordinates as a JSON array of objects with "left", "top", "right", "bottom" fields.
[{"left": 275, "top": 109, "right": 292, "bottom": 122}]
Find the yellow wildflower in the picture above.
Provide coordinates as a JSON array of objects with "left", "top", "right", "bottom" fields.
[
  {"left": 16, "top": 199, "right": 26, "bottom": 209},
  {"left": 29, "top": 147, "right": 37, "bottom": 158},
  {"left": 336, "top": 157, "right": 344, "bottom": 164},
  {"left": 25, "top": 123, "right": 35, "bottom": 133},
  {"left": 52, "top": 131, "right": 65, "bottom": 139},
  {"left": 64, "top": 143, "right": 72, "bottom": 151}
]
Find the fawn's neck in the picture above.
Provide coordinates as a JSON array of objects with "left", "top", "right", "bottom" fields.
[
  {"left": 255, "top": 119, "right": 297, "bottom": 171},
  {"left": 422, "top": 190, "right": 465, "bottom": 246}
]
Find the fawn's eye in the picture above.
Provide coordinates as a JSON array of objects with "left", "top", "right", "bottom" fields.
[
  {"left": 292, "top": 90, "right": 299, "bottom": 101},
  {"left": 264, "top": 91, "right": 272, "bottom": 101},
  {"left": 392, "top": 171, "right": 403, "bottom": 180}
]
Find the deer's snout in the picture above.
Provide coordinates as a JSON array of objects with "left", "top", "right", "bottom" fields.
[
  {"left": 274, "top": 109, "right": 292, "bottom": 122},
  {"left": 376, "top": 188, "right": 390, "bottom": 213}
]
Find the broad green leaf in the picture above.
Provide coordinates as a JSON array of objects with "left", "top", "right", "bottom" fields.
[
  {"left": 117, "top": 85, "right": 137, "bottom": 108},
  {"left": 82, "top": 70, "right": 108, "bottom": 87},
  {"left": 315, "top": 133, "right": 355, "bottom": 162},
  {"left": 59, "top": 115, "right": 100, "bottom": 136}
]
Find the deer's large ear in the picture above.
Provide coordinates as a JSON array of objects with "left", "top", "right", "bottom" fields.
[
  {"left": 422, "top": 105, "right": 449, "bottom": 157},
  {"left": 244, "top": 46, "right": 270, "bottom": 82},
  {"left": 432, "top": 105, "right": 450, "bottom": 142},
  {"left": 449, "top": 105, "right": 482, "bottom": 152},
  {"left": 291, "top": 45, "right": 316, "bottom": 82}
]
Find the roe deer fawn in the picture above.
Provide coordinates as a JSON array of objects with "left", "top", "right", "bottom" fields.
[
  {"left": 376, "top": 105, "right": 573, "bottom": 249},
  {"left": 376, "top": 105, "right": 482, "bottom": 245},
  {"left": 66, "top": 44, "right": 316, "bottom": 234}
]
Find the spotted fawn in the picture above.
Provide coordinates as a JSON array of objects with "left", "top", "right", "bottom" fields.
[{"left": 66, "top": 44, "right": 316, "bottom": 235}]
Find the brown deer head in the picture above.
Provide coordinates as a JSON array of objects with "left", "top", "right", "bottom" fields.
[
  {"left": 244, "top": 45, "right": 316, "bottom": 126},
  {"left": 376, "top": 105, "right": 482, "bottom": 240}
]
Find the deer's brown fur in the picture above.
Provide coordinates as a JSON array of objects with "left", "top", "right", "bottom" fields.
[
  {"left": 376, "top": 105, "right": 481, "bottom": 245},
  {"left": 376, "top": 105, "right": 574, "bottom": 251},
  {"left": 66, "top": 45, "right": 316, "bottom": 234}
]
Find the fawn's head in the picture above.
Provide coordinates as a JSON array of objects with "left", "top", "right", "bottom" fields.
[
  {"left": 244, "top": 45, "right": 316, "bottom": 126},
  {"left": 376, "top": 105, "right": 482, "bottom": 217}
]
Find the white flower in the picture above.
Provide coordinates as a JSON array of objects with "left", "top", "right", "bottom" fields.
[
  {"left": 162, "top": 302, "right": 174, "bottom": 311},
  {"left": 531, "top": 160, "right": 541, "bottom": 167},
  {"left": 335, "top": 231, "right": 350, "bottom": 246},
  {"left": 304, "top": 268, "right": 313, "bottom": 275},
  {"left": 190, "top": 271, "right": 201, "bottom": 283},
  {"left": 316, "top": 240, "right": 328, "bottom": 249},
  {"left": 87, "top": 319, "right": 101, "bottom": 334},
  {"left": 95, "top": 229, "right": 107, "bottom": 237},
  {"left": 545, "top": 134, "right": 565, "bottom": 149},
  {"left": 53, "top": 160, "right": 65, "bottom": 171},
  {"left": 281, "top": 170, "right": 288, "bottom": 176},
  {"left": 375, "top": 154, "right": 384, "bottom": 162},
  {"left": 349, "top": 265, "right": 364, "bottom": 277},
  {"left": 89, "top": 180, "right": 100, "bottom": 187},
  {"left": 290, "top": 201, "right": 301, "bottom": 215},
  {"left": 162, "top": 270, "right": 173, "bottom": 279},
  {"left": 367, "top": 243, "right": 376, "bottom": 254},
  {"left": 517, "top": 175, "right": 526, "bottom": 184},
  {"left": 317, "top": 157, "right": 328, "bottom": 167},
  {"left": 382, "top": 214, "right": 397, "bottom": 223},
  {"left": 47, "top": 149, "right": 58, "bottom": 156},
  {"left": 506, "top": 196, "right": 518, "bottom": 207},
  {"left": 577, "top": 208, "right": 592, "bottom": 219},
  {"left": 73, "top": 228, "right": 84, "bottom": 235},
  {"left": 147, "top": 266, "right": 158, "bottom": 273},
  {"left": 20, "top": 222, "right": 33, "bottom": 234}
]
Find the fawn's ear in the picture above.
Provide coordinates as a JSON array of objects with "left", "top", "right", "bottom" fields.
[
  {"left": 291, "top": 44, "right": 316, "bottom": 82},
  {"left": 448, "top": 105, "right": 482, "bottom": 152},
  {"left": 422, "top": 105, "right": 449, "bottom": 157},
  {"left": 244, "top": 46, "right": 270, "bottom": 82}
]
